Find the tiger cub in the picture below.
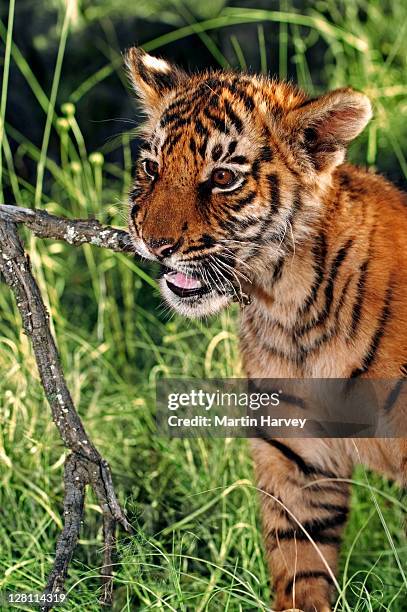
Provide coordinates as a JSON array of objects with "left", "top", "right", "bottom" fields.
[{"left": 126, "top": 47, "right": 407, "bottom": 611}]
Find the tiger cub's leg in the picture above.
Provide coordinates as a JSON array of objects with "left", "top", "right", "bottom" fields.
[{"left": 251, "top": 438, "right": 352, "bottom": 612}]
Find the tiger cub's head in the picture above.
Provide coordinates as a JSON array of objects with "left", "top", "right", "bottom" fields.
[{"left": 126, "top": 47, "right": 371, "bottom": 318}]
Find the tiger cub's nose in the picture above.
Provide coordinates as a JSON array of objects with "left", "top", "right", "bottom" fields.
[{"left": 145, "top": 237, "right": 183, "bottom": 259}]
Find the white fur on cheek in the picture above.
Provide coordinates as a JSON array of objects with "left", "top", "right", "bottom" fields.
[{"left": 142, "top": 54, "right": 170, "bottom": 73}]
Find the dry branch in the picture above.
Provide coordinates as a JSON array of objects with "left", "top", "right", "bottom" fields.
[
  {"left": 0, "top": 204, "right": 132, "bottom": 252},
  {"left": 0, "top": 205, "right": 134, "bottom": 610}
]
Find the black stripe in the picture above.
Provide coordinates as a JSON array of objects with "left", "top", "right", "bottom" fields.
[
  {"left": 297, "top": 274, "right": 353, "bottom": 358},
  {"left": 189, "top": 138, "right": 197, "bottom": 155},
  {"left": 334, "top": 274, "right": 353, "bottom": 323},
  {"left": 297, "top": 328, "right": 334, "bottom": 360},
  {"left": 258, "top": 438, "right": 337, "bottom": 479},
  {"left": 301, "top": 232, "right": 328, "bottom": 314},
  {"left": 351, "top": 282, "right": 393, "bottom": 377},
  {"left": 288, "top": 188, "right": 303, "bottom": 225},
  {"left": 227, "top": 140, "right": 237, "bottom": 156},
  {"left": 297, "top": 238, "right": 353, "bottom": 335},
  {"left": 278, "top": 392, "right": 307, "bottom": 410},
  {"left": 130, "top": 202, "right": 140, "bottom": 218},
  {"left": 267, "top": 173, "right": 280, "bottom": 216},
  {"left": 260, "top": 145, "right": 273, "bottom": 162},
  {"left": 265, "top": 316, "right": 292, "bottom": 335},
  {"left": 306, "top": 482, "right": 349, "bottom": 495},
  {"left": 258, "top": 341, "right": 294, "bottom": 363},
  {"left": 180, "top": 254, "right": 207, "bottom": 263},
  {"left": 324, "top": 238, "right": 353, "bottom": 318},
  {"left": 183, "top": 234, "right": 216, "bottom": 255},
  {"left": 139, "top": 139, "right": 151, "bottom": 152},
  {"left": 271, "top": 256, "right": 285, "bottom": 286},
  {"left": 160, "top": 112, "right": 180, "bottom": 128},
  {"left": 309, "top": 502, "right": 349, "bottom": 513},
  {"left": 161, "top": 89, "right": 204, "bottom": 121},
  {"left": 224, "top": 98, "right": 244, "bottom": 133},
  {"left": 251, "top": 158, "right": 261, "bottom": 180},
  {"left": 228, "top": 155, "right": 248, "bottom": 165},
  {"left": 218, "top": 210, "right": 262, "bottom": 232},
  {"left": 265, "top": 188, "right": 302, "bottom": 245},
  {"left": 182, "top": 244, "right": 209, "bottom": 255},
  {"left": 162, "top": 115, "right": 190, "bottom": 130},
  {"left": 303, "top": 272, "right": 354, "bottom": 358},
  {"left": 223, "top": 79, "right": 256, "bottom": 110},
  {"left": 201, "top": 234, "right": 216, "bottom": 248},
  {"left": 383, "top": 380, "right": 404, "bottom": 412},
  {"left": 233, "top": 85, "right": 255, "bottom": 112},
  {"left": 203, "top": 107, "right": 230, "bottom": 134},
  {"left": 260, "top": 187, "right": 301, "bottom": 246},
  {"left": 349, "top": 258, "right": 369, "bottom": 338},
  {"left": 231, "top": 190, "right": 256, "bottom": 212},
  {"left": 211, "top": 143, "right": 223, "bottom": 162},
  {"left": 198, "top": 135, "right": 209, "bottom": 159},
  {"left": 275, "top": 510, "right": 347, "bottom": 542},
  {"left": 200, "top": 77, "right": 222, "bottom": 92},
  {"left": 295, "top": 511, "right": 349, "bottom": 536},
  {"left": 163, "top": 132, "right": 181, "bottom": 155},
  {"left": 194, "top": 118, "right": 210, "bottom": 138},
  {"left": 162, "top": 94, "right": 189, "bottom": 116},
  {"left": 160, "top": 84, "right": 212, "bottom": 125},
  {"left": 284, "top": 571, "right": 334, "bottom": 597},
  {"left": 231, "top": 215, "right": 261, "bottom": 230}
]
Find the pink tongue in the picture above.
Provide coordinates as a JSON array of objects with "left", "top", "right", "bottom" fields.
[{"left": 166, "top": 271, "right": 201, "bottom": 289}]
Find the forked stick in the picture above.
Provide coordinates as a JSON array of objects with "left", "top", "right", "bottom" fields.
[{"left": 0, "top": 205, "right": 133, "bottom": 610}]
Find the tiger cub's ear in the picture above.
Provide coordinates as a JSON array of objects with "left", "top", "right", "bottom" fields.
[
  {"left": 286, "top": 88, "right": 372, "bottom": 170},
  {"left": 125, "top": 47, "right": 187, "bottom": 111}
]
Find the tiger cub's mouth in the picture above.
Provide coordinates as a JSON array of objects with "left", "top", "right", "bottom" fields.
[
  {"left": 162, "top": 268, "right": 211, "bottom": 298},
  {"left": 159, "top": 265, "right": 231, "bottom": 318}
]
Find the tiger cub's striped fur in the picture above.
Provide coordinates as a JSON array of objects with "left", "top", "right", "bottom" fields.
[{"left": 126, "top": 47, "right": 407, "bottom": 611}]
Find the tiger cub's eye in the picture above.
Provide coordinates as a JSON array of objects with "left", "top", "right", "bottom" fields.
[
  {"left": 143, "top": 159, "right": 159, "bottom": 179},
  {"left": 211, "top": 168, "right": 236, "bottom": 188}
]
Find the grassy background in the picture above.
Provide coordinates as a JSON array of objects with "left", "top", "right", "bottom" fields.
[{"left": 0, "top": 0, "right": 407, "bottom": 610}]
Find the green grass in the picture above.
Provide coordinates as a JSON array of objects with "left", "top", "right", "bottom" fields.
[{"left": 0, "top": 1, "right": 406, "bottom": 610}]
